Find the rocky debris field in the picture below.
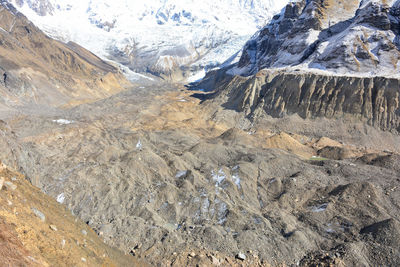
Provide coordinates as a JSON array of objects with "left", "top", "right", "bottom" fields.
[
  {"left": 0, "top": 161, "right": 144, "bottom": 266},
  {"left": 0, "top": 83, "right": 399, "bottom": 266}
]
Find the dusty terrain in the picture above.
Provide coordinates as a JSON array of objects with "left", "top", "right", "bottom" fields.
[
  {"left": 0, "top": 161, "right": 145, "bottom": 266},
  {"left": 0, "top": 0, "right": 399, "bottom": 266},
  {"left": 0, "top": 82, "right": 399, "bottom": 266}
]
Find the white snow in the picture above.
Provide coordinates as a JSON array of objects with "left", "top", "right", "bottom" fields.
[
  {"left": 311, "top": 203, "right": 328, "bottom": 212},
  {"left": 231, "top": 165, "right": 241, "bottom": 189},
  {"left": 231, "top": 173, "right": 241, "bottom": 189},
  {"left": 187, "top": 69, "right": 206, "bottom": 83},
  {"left": 359, "top": 0, "right": 397, "bottom": 8},
  {"left": 136, "top": 140, "right": 143, "bottom": 150},
  {"left": 56, "top": 193, "right": 65, "bottom": 204},
  {"left": 212, "top": 168, "right": 226, "bottom": 187},
  {"left": 305, "top": 29, "right": 320, "bottom": 45},
  {"left": 175, "top": 170, "right": 187, "bottom": 179},
  {"left": 228, "top": 0, "right": 400, "bottom": 79},
  {"left": 53, "top": 119, "right": 73, "bottom": 125},
  {"left": 11, "top": 0, "right": 289, "bottom": 80}
]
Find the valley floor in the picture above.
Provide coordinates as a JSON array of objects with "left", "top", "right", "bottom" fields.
[{"left": 0, "top": 83, "right": 400, "bottom": 266}]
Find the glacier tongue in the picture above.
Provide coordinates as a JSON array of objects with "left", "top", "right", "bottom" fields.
[{"left": 10, "top": 0, "right": 289, "bottom": 81}]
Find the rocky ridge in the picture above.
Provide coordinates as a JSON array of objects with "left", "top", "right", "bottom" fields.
[
  {"left": 232, "top": 0, "right": 400, "bottom": 77},
  {"left": 199, "top": 69, "right": 400, "bottom": 132}
]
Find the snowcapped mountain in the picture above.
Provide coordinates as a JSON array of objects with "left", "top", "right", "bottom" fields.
[
  {"left": 9, "top": 0, "right": 288, "bottom": 81},
  {"left": 230, "top": 0, "right": 400, "bottom": 78}
]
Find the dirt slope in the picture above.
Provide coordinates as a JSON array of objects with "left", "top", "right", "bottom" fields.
[
  {"left": 0, "top": 1, "right": 131, "bottom": 112},
  {"left": 0, "top": 161, "right": 145, "bottom": 266}
]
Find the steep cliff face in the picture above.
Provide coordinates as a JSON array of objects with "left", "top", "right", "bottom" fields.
[
  {"left": 0, "top": 1, "right": 130, "bottom": 111},
  {"left": 232, "top": 0, "right": 400, "bottom": 77},
  {"left": 207, "top": 69, "right": 400, "bottom": 132}
]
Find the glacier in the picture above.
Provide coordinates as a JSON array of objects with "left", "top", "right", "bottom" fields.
[{"left": 10, "top": 0, "right": 289, "bottom": 81}]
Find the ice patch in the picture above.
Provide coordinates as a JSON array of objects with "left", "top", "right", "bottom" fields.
[
  {"left": 136, "top": 140, "right": 143, "bottom": 150},
  {"left": 212, "top": 168, "right": 226, "bottom": 187},
  {"left": 56, "top": 193, "right": 65, "bottom": 204},
  {"left": 312, "top": 203, "right": 328, "bottom": 212},
  {"left": 201, "top": 198, "right": 210, "bottom": 214},
  {"left": 231, "top": 173, "right": 241, "bottom": 188},
  {"left": 175, "top": 170, "right": 187, "bottom": 179},
  {"left": 53, "top": 119, "right": 73, "bottom": 125},
  {"left": 253, "top": 216, "right": 262, "bottom": 225},
  {"left": 231, "top": 166, "right": 241, "bottom": 189},
  {"left": 215, "top": 199, "right": 228, "bottom": 225}
]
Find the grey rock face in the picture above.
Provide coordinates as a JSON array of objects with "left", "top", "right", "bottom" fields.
[{"left": 207, "top": 70, "right": 400, "bottom": 132}]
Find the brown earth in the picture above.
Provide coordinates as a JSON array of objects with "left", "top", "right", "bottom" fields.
[
  {"left": 0, "top": 1, "right": 131, "bottom": 113},
  {"left": 0, "top": 161, "right": 146, "bottom": 266}
]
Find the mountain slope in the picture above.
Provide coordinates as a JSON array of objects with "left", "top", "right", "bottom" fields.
[
  {"left": 231, "top": 0, "right": 400, "bottom": 77},
  {"left": 0, "top": 160, "right": 144, "bottom": 266},
  {"left": 195, "top": 0, "right": 400, "bottom": 132},
  {"left": 0, "top": 0, "right": 130, "bottom": 114},
  {"left": 9, "top": 0, "right": 289, "bottom": 81}
]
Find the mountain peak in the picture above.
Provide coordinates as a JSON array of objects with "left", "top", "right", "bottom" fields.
[
  {"left": 9, "top": 0, "right": 289, "bottom": 81},
  {"left": 232, "top": 0, "right": 400, "bottom": 78}
]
